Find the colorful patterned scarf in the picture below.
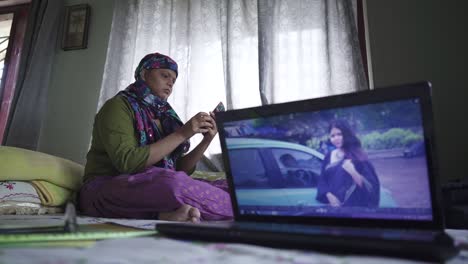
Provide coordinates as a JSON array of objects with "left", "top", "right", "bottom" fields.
[{"left": 119, "top": 79, "right": 190, "bottom": 170}]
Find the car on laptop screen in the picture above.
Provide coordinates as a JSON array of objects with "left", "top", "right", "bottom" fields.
[{"left": 226, "top": 137, "right": 397, "bottom": 208}]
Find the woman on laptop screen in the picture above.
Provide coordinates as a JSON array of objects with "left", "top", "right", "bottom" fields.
[{"left": 316, "top": 120, "right": 380, "bottom": 207}]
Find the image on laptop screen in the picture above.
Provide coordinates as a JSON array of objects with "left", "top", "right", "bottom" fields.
[{"left": 223, "top": 98, "right": 433, "bottom": 221}]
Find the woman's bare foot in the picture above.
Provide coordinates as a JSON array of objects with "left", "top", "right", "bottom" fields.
[
  {"left": 188, "top": 206, "right": 201, "bottom": 222},
  {"left": 159, "top": 204, "right": 201, "bottom": 223}
]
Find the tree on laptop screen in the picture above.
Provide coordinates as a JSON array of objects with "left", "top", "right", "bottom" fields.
[{"left": 223, "top": 98, "right": 433, "bottom": 221}]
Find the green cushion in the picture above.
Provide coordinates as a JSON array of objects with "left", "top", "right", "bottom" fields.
[{"left": 0, "top": 146, "right": 84, "bottom": 190}]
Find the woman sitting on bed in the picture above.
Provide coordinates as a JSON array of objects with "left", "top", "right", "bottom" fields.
[
  {"left": 316, "top": 120, "right": 380, "bottom": 207},
  {"left": 79, "top": 52, "right": 232, "bottom": 222}
]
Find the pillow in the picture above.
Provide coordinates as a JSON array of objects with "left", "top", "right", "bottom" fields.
[
  {"left": 0, "top": 181, "right": 64, "bottom": 215},
  {"left": 0, "top": 146, "right": 84, "bottom": 190},
  {"left": 0, "top": 181, "right": 41, "bottom": 204},
  {"left": 0, "top": 201, "right": 63, "bottom": 215},
  {"left": 191, "top": 171, "right": 226, "bottom": 181}
]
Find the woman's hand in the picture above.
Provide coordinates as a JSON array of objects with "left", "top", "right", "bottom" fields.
[
  {"left": 181, "top": 112, "right": 214, "bottom": 138},
  {"left": 342, "top": 159, "right": 354, "bottom": 173},
  {"left": 342, "top": 159, "right": 363, "bottom": 187},
  {"left": 202, "top": 111, "right": 218, "bottom": 141},
  {"left": 176, "top": 112, "right": 218, "bottom": 174},
  {"left": 326, "top": 192, "right": 341, "bottom": 207}
]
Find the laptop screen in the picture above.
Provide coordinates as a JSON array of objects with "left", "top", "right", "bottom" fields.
[{"left": 221, "top": 96, "right": 434, "bottom": 222}]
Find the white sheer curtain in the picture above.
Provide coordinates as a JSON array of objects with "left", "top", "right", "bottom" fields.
[{"left": 98, "top": 0, "right": 367, "bottom": 156}]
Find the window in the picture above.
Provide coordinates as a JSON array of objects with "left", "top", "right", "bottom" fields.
[
  {"left": 0, "top": 3, "right": 29, "bottom": 143},
  {"left": 0, "top": 13, "right": 13, "bottom": 86}
]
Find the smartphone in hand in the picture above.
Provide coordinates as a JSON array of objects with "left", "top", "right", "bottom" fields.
[{"left": 213, "top": 102, "right": 225, "bottom": 113}]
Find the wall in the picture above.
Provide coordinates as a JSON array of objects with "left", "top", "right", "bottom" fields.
[
  {"left": 39, "top": 0, "right": 468, "bottom": 181},
  {"left": 38, "top": 0, "right": 114, "bottom": 164},
  {"left": 366, "top": 0, "right": 468, "bottom": 182}
]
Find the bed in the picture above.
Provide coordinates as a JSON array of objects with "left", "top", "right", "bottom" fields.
[{"left": 1, "top": 214, "right": 467, "bottom": 263}]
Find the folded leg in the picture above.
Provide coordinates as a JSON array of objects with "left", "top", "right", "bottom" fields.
[{"left": 79, "top": 167, "right": 233, "bottom": 221}]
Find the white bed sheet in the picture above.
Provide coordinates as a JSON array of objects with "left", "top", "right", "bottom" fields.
[{"left": 0, "top": 215, "right": 467, "bottom": 264}]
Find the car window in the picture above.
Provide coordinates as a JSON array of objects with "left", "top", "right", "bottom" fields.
[
  {"left": 271, "top": 148, "right": 322, "bottom": 187},
  {"left": 228, "top": 149, "right": 267, "bottom": 188},
  {"left": 272, "top": 148, "right": 322, "bottom": 173}
]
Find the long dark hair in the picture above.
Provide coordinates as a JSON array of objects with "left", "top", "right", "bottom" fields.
[{"left": 328, "top": 119, "right": 368, "bottom": 161}]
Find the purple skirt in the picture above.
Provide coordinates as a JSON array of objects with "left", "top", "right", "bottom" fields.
[{"left": 78, "top": 167, "right": 233, "bottom": 221}]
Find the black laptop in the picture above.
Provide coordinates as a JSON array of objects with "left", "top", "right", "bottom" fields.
[{"left": 157, "top": 82, "right": 459, "bottom": 262}]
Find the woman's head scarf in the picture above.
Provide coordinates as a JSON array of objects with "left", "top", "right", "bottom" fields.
[
  {"left": 118, "top": 52, "right": 189, "bottom": 170},
  {"left": 134, "top": 52, "right": 178, "bottom": 81}
]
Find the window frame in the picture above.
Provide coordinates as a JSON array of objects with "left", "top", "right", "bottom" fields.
[{"left": 0, "top": 3, "right": 29, "bottom": 143}]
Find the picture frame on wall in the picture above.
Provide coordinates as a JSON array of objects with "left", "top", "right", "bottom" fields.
[{"left": 61, "top": 4, "right": 90, "bottom": 51}]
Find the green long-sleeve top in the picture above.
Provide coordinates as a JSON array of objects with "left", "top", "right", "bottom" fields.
[{"left": 83, "top": 95, "right": 150, "bottom": 183}]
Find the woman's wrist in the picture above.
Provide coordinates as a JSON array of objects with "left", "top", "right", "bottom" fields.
[
  {"left": 201, "top": 135, "right": 214, "bottom": 144},
  {"left": 176, "top": 126, "right": 193, "bottom": 140}
]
